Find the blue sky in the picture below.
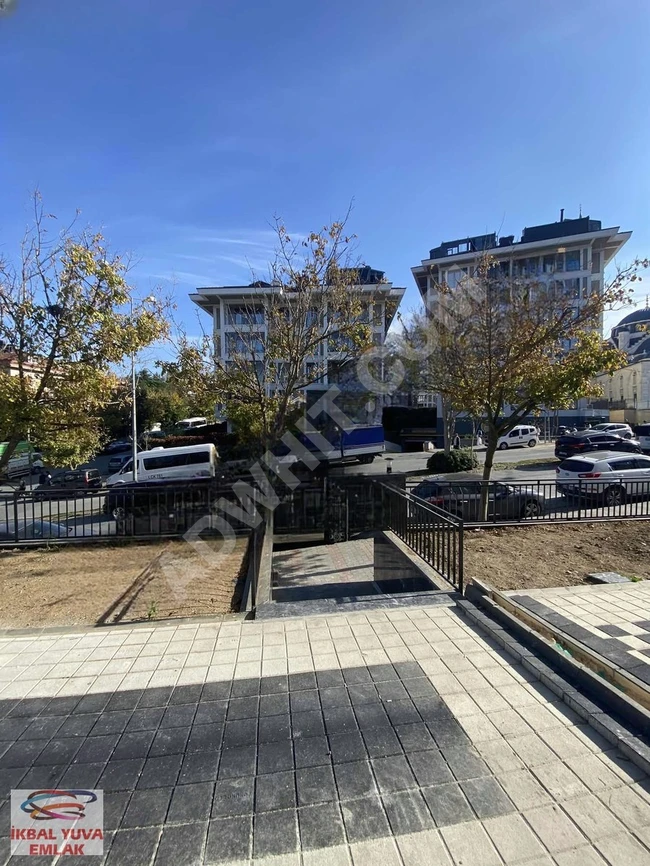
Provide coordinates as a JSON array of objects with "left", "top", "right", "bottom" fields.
[{"left": 1, "top": 0, "right": 649, "bottom": 349}]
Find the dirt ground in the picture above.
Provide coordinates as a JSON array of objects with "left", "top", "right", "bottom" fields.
[
  {"left": 0, "top": 537, "right": 249, "bottom": 628},
  {"left": 465, "top": 521, "right": 650, "bottom": 591}
]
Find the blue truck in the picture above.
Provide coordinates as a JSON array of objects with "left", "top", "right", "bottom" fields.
[{"left": 276, "top": 425, "right": 385, "bottom": 466}]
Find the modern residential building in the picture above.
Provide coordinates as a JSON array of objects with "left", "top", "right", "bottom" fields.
[
  {"left": 412, "top": 215, "right": 630, "bottom": 332},
  {"left": 411, "top": 214, "right": 632, "bottom": 434},
  {"left": 190, "top": 267, "right": 405, "bottom": 424}
]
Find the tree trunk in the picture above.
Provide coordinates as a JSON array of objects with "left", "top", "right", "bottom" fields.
[{"left": 479, "top": 428, "right": 498, "bottom": 522}]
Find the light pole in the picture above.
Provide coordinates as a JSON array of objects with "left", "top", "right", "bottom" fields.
[{"left": 130, "top": 295, "right": 155, "bottom": 484}]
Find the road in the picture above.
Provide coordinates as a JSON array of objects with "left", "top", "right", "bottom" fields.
[{"left": 334, "top": 442, "right": 559, "bottom": 481}]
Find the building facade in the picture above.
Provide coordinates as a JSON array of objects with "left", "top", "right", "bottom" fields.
[
  {"left": 590, "top": 307, "right": 650, "bottom": 425},
  {"left": 411, "top": 214, "right": 631, "bottom": 430},
  {"left": 412, "top": 215, "right": 630, "bottom": 334},
  {"left": 190, "top": 269, "right": 405, "bottom": 424}
]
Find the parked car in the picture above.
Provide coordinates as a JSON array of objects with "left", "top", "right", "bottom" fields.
[
  {"left": 496, "top": 425, "right": 538, "bottom": 450},
  {"left": 108, "top": 454, "right": 131, "bottom": 474},
  {"left": 411, "top": 478, "right": 545, "bottom": 520},
  {"left": 556, "top": 452, "right": 650, "bottom": 505},
  {"left": 34, "top": 468, "right": 102, "bottom": 498},
  {"left": 103, "top": 439, "right": 133, "bottom": 454},
  {"left": 4, "top": 451, "right": 44, "bottom": 478},
  {"left": 635, "top": 423, "right": 650, "bottom": 453},
  {"left": 103, "top": 479, "right": 214, "bottom": 520},
  {"left": 554, "top": 431, "right": 642, "bottom": 460},
  {"left": 0, "top": 520, "right": 72, "bottom": 541},
  {"left": 588, "top": 422, "right": 634, "bottom": 439}
]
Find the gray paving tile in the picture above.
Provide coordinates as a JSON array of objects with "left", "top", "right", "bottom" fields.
[
  {"left": 298, "top": 802, "right": 346, "bottom": 850},
  {"left": 154, "top": 820, "right": 207, "bottom": 865},
  {"left": 297, "top": 764, "right": 337, "bottom": 805},
  {"left": 382, "top": 789, "right": 435, "bottom": 835},
  {"left": 460, "top": 776, "right": 515, "bottom": 819},
  {"left": 341, "top": 795, "right": 391, "bottom": 842},
  {"left": 372, "top": 755, "right": 418, "bottom": 793},
  {"left": 255, "top": 771, "right": 297, "bottom": 811},
  {"left": 122, "top": 786, "right": 172, "bottom": 828},
  {"left": 253, "top": 808, "right": 299, "bottom": 858},
  {"left": 167, "top": 781, "right": 214, "bottom": 823},
  {"left": 422, "top": 782, "right": 474, "bottom": 827},
  {"left": 105, "top": 827, "right": 160, "bottom": 866},
  {"left": 206, "top": 815, "right": 252, "bottom": 863},
  {"left": 212, "top": 777, "right": 255, "bottom": 818},
  {"left": 334, "top": 761, "right": 377, "bottom": 800}
]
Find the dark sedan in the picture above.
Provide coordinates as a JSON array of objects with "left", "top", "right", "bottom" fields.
[
  {"left": 554, "top": 432, "right": 642, "bottom": 460},
  {"left": 411, "top": 479, "right": 545, "bottom": 520}
]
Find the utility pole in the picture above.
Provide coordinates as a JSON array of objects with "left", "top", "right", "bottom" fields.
[{"left": 129, "top": 295, "right": 155, "bottom": 484}]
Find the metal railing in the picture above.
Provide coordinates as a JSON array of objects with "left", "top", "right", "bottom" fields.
[
  {"left": 0, "top": 482, "right": 252, "bottom": 546},
  {"left": 380, "top": 483, "right": 464, "bottom": 591},
  {"left": 405, "top": 478, "right": 650, "bottom": 525}
]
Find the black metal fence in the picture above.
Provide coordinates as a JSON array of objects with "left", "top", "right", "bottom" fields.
[
  {"left": 0, "top": 482, "right": 254, "bottom": 546},
  {"left": 380, "top": 483, "right": 464, "bottom": 591},
  {"left": 406, "top": 478, "right": 650, "bottom": 525}
]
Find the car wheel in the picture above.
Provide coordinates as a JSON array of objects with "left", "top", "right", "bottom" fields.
[
  {"left": 521, "top": 500, "right": 542, "bottom": 518},
  {"left": 498, "top": 442, "right": 508, "bottom": 450},
  {"left": 624, "top": 433, "right": 632, "bottom": 439},
  {"left": 527, "top": 439, "right": 536, "bottom": 447},
  {"left": 112, "top": 506, "right": 126, "bottom": 521},
  {"left": 604, "top": 486, "right": 625, "bottom": 507}
]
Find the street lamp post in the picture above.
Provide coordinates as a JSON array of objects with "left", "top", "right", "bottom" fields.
[{"left": 130, "top": 295, "right": 156, "bottom": 484}]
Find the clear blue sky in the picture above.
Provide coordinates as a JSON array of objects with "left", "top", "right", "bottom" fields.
[{"left": 1, "top": 0, "right": 649, "bottom": 345}]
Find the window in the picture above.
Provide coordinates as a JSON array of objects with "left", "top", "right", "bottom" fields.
[
  {"left": 565, "top": 250, "right": 581, "bottom": 271},
  {"left": 226, "top": 333, "right": 264, "bottom": 355},
  {"left": 633, "top": 458, "right": 650, "bottom": 469},
  {"left": 142, "top": 451, "right": 210, "bottom": 471},
  {"left": 120, "top": 460, "right": 133, "bottom": 474},
  {"left": 508, "top": 430, "right": 520, "bottom": 438},
  {"left": 226, "top": 306, "right": 265, "bottom": 326},
  {"left": 591, "top": 251, "right": 601, "bottom": 274},
  {"left": 607, "top": 458, "right": 636, "bottom": 471}
]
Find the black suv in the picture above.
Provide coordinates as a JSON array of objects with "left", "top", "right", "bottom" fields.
[
  {"left": 555, "top": 432, "right": 642, "bottom": 460},
  {"left": 34, "top": 468, "right": 102, "bottom": 498}
]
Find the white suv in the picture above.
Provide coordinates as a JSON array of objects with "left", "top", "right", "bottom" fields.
[
  {"left": 497, "top": 425, "right": 538, "bottom": 450},
  {"left": 589, "top": 422, "right": 633, "bottom": 439},
  {"left": 557, "top": 452, "right": 650, "bottom": 505}
]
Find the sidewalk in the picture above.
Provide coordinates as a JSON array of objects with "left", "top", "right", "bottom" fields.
[{"left": 1, "top": 602, "right": 650, "bottom": 865}]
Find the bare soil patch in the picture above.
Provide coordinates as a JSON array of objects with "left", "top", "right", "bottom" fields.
[
  {"left": 465, "top": 521, "right": 650, "bottom": 591},
  {"left": 0, "top": 537, "right": 249, "bottom": 628}
]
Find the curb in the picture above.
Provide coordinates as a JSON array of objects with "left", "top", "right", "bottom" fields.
[{"left": 455, "top": 595, "right": 650, "bottom": 776}]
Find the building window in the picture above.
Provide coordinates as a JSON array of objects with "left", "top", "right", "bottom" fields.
[
  {"left": 213, "top": 306, "right": 221, "bottom": 329},
  {"left": 591, "top": 251, "right": 601, "bottom": 274},
  {"left": 565, "top": 250, "right": 581, "bottom": 271},
  {"left": 226, "top": 306, "right": 265, "bottom": 326},
  {"left": 226, "top": 333, "right": 265, "bottom": 355}
]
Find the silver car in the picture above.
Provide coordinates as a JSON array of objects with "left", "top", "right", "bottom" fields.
[{"left": 557, "top": 452, "right": 650, "bottom": 505}]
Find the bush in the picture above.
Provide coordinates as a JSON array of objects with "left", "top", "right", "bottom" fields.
[{"left": 426, "top": 448, "right": 478, "bottom": 473}]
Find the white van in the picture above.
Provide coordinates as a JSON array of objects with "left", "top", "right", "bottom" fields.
[
  {"left": 497, "top": 425, "right": 538, "bottom": 450},
  {"left": 177, "top": 417, "right": 208, "bottom": 430},
  {"left": 106, "top": 443, "right": 218, "bottom": 486},
  {"left": 6, "top": 451, "right": 44, "bottom": 477}
]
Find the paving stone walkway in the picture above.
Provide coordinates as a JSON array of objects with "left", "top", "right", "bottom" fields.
[
  {"left": 2, "top": 602, "right": 650, "bottom": 864},
  {"left": 508, "top": 582, "right": 650, "bottom": 686}
]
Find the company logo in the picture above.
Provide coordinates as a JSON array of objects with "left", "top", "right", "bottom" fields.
[
  {"left": 20, "top": 790, "right": 97, "bottom": 821},
  {"left": 11, "top": 789, "right": 104, "bottom": 857}
]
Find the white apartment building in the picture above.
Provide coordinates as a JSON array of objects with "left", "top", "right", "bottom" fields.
[
  {"left": 190, "top": 267, "right": 405, "bottom": 420},
  {"left": 412, "top": 214, "right": 631, "bottom": 342},
  {"left": 411, "top": 214, "right": 631, "bottom": 428}
]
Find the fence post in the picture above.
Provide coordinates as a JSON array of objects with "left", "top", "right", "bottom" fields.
[
  {"left": 13, "top": 492, "right": 19, "bottom": 544},
  {"left": 458, "top": 519, "right": 464, "bottom": 594}
]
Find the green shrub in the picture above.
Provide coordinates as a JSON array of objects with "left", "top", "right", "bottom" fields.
[{"left": 426, "top": 448, "right": 478, "bottom": 473}]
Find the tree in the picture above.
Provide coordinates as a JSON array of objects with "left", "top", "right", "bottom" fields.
[
  {"left": 0, "top": 195, "right": 169, "bottom": 470},
  {"left": 162, "top": 219, "right": 380, "bottom": 454},
  {"left": 413, "top": 254, "right": 647, "bottom": 518}
]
